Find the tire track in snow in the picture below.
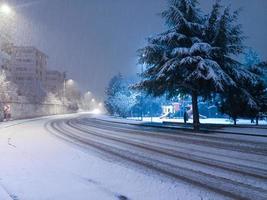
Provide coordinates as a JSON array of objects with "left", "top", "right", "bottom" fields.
[{"left": 46, "top": 117, "right": 267, "bottom": 200}]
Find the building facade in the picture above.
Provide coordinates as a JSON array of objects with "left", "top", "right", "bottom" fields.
[
  {"left": 4, "top": 44, "right": 48, "bottom": 101},
  {"left": 1, "top": 44, "right": 64, "bottom": 102},
  {"left": 162, "top": 103, "right": 181, "bottom": 115},
  {"left": 44, "top": 70, "right": 64, "bottom": 96}
]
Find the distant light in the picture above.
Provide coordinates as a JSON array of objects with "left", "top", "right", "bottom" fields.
[
  {"left": 91, "top": 98, "right": 95, "bottom": 102},
  {"left": 0, "top": 4, "right": 12, "bottom": 15},
  {"left": 91, "top": 108, "right": 101, "bottom": 115},
  {"left": 66, "top": 79, "right": 74, "bottom": 85},
  {"left": 98, "top": 102, "right": 102, "bottom": 106}
]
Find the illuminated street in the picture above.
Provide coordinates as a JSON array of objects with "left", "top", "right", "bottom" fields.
[
  {"left": 0, "top": 114, "right": 266, "bottom": 200},
  {"left": 0, "top": 0, "right": 267, "bottom": 200}
]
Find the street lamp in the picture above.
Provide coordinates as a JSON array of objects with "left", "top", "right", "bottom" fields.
[
  {"left": 85, "top": 91, "right": 91, "bottom": 95},
  {"left": 0, "top": 4, "right": 12, "bottom": 15},
  {"left": 66, "top": 79, "right": 74, "bottom": 85},
  {"left": 0, "top": 3, "right": 15, "bottom": 46}
]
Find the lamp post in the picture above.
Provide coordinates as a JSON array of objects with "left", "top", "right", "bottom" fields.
[
  {"left": 62, "top": 71, "right": 74, "bottom": 104},
  {"left": 63, "top": 72, "right": 66, "bottom": 106},
  {"left": 63, "top": 78, "right": 76, "bottom": 112}
]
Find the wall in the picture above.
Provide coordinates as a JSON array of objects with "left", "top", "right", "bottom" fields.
[{"left": 0, "top": 101, "right": 71, "bottom": 120}]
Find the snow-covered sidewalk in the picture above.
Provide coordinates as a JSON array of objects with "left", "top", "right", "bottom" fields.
[
  {"left": 96, "top": 115, "right": 267, "bottom": 136},
  {"left": 129, "top": 117, "right": 267, "bottom": 125},
  {"left": 0, "top": 114, "right": 223, "bottom": 200}
]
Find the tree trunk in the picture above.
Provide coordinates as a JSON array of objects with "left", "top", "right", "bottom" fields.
[
  {"left": 191, "top": 91, "right": 200, "bottom": 131},
  {"left": 256, "top": 116, "right": 259, "bottom": 126}
]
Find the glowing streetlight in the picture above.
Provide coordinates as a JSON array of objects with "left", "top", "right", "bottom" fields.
[
  {"left": 0, "top": 4, "right": 12, "bottom": 15},
  {"left": 84, "top": 91, "right": 92, "bottom": 99},
  {"left": 91, "top": 98, "right": 95, "bottom": 103},
  {"left": 66, "top": 79, "right": 74, "bottom": 85}
]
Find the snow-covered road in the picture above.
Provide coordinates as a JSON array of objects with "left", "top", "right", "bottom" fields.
[{"left": 0, "top": 114, "right": 267, "bottom": 200}]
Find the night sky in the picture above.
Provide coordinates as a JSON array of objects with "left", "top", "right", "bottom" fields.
[{"left": 7, "top": 0, "right": 267, "bottom": 99}]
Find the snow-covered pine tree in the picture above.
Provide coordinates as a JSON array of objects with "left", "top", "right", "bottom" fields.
[
  {"left": 105, "top": 74, "right": 138, "bottom": 117},
  {"left": 257, "top": 61, "right": 267, "bottom": 85},
  {"left": 218, "top": 74, "right": 266, "bottom": 125},
  {"left": 104, "top": 73, "right": 124, "bottom": 115},
  {"left": 219, "top": 50, "right": 267, "bottom": 125},
  {"left": 257, "top": 61, "right": 267, "bottom": 119},
  {"left": 207, "top": 2, "right": 266, "bottom": 124},
  {"left": 244, "top": 48, "right": 260, "bottom": 68},
  {"left": 0, "top": 70, "right": 17, "bottom": 102},
  {"left": 111, "top": 89, "right": 137, "bottom": 118},
  {"left": 245, "top": 51, "right": 267, "bottom": 122},
  {"left": 135, "top": 0, "right": 245, "bottom": 130},
  {"left": 0, "top": 70, "right": 18, "bottom": 120}
]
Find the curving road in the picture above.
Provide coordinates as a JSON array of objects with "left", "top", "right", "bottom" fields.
[{"left": 46, "top": 115, "right": 267, "bottom": 200}]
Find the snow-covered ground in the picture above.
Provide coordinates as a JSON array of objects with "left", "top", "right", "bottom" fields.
[
  {"left": 128, "top": 117, "right": 267, "bottom": 125},
  {"left": 97, "top": 115, "right": 267, "bottom": 137},
  {"left": 0, "top": 114, "right": 227, "bottom": 200}
]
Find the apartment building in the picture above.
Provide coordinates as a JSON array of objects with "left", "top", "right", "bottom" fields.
[
  {"left": 2, "top": 44, "right": 47, "bottom": 100},
  {"left": 44, "top": 70, "right": 64, "bottom": 96},
  {"left": 1, "top": 44, "right": 66, "bottom": 102},
  {"left": 5, "top": 45, "right": 48, "bottom": 100}
]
